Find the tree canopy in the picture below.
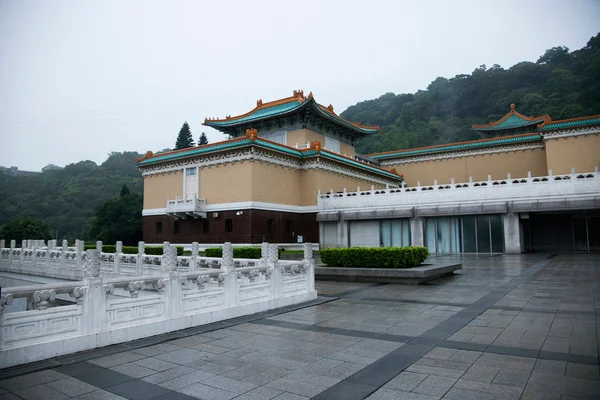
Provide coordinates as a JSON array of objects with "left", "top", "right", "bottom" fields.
[
  {"left": 175, "top": 121, "right": 194, "bottom": 149},
  {"left": 198, "top": 132, "right": 209, "bottom": 145},
  {"left": 342, "top": 33, "right": 600, "bottom": 154},
  {"left": 88, "top": 185, "right": 143, "bottom": 245},
  {"left": 0, "top": 151, "right": 143, "bottom": 242},
  {"left": 0, "top": 216, "right": 52, "bottom": 242}
]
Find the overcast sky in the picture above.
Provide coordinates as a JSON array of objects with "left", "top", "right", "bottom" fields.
[{"left": 1, "top": 0, "right": 599, "bottom": 171}]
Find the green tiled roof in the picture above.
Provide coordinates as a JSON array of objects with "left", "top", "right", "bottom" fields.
[
  {"left": 205, "top": 101, "right": 304, "bottom": 127},
  {"left": 138, "top": 139, "right": 402, "bottom": 182},
  {"left": 540, "top": 116, "right": 600, "bottom": 131},
  {"left": 370, "top": 134, "right": 542, "bottom": 160},
  {"left": 475, "top": 115, "right": 545, "bottom": 131},
  {"left": 204, "top": 97, "right": 379, "bottom": 135}
]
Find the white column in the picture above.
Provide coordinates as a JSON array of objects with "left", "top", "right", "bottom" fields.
[
  {"left": 503, "top": 212, "right": 522, "bottom": 254},
  {"left": 410, "top": 217, "right": 424, "bottom": 246}
]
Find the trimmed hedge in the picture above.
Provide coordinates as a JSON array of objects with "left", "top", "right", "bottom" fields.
[
  {"left": 320, "top": 246, "right": 428, "bottom": 269},
  {"left": 84, "top": 244, "right": 184, "bottom": 256},
  {"left": 204, "top": 246, "right": 281, "bottom": 259}
]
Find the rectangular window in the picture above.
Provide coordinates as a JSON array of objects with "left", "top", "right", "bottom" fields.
[
  {"left": 185, "top": 167, "right": 198, "bottom": 199},
  {"left": 174, "top": 221, "right": 181, "bottom": 234},
  {"left": 225, "top": 218, "right": 233, "bottom": 233},
  {"left": 324, "top": 136, "right": 340, "bottom": 153},
  {"left": 156, "top": 222, "right": 163, "bottom": 234},
  {"left": 379, "top": 219, "right": 411, "bottom": 247},
  {"left": 203, "top": 219, "right": 209, "bottom": 234},
  {"left": 286, "top": 220, "right": 292, "bottom": 234},
  {"left": 268, "top": 219, "right": 275, "bottom": 233}
]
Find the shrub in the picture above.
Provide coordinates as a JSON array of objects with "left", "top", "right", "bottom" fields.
[
  {"left": 204, "top": 246, "right": 281, "bottom": 259},
  {"left": 320, "top": 246, "right": 428, "bottom": 269},
  {"left": 84, "top": 244, "right": 183, "bottom": 256}
]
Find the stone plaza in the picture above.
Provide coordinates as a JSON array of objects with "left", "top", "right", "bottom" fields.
[{"left": 1, "top": 253, "right": 599, "bottom": 399}]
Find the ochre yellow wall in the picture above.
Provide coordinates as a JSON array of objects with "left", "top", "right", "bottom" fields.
[
  {"left": 199, "top": 162, "right": 253, "bottom": 204},
  {"left": 545, "top": 134, "right": 600, "bottom": 175},
  {"left": 388, "top": 148, "right": 548, "bottom": 186},
  {"left": 143, "top": 171, "right": 184, "bottom": 209},
  {"left": 143, "top": 158, "right": 394, "bottom": 209},
  {"left": 286, "top": 129, "right": 324, "bottom": 148},
  {"left": 250, "top": 162, "right": 312, "bottom": 206},
  {"left": 340, "top": 142, "right": 355, "bottom": 158}
]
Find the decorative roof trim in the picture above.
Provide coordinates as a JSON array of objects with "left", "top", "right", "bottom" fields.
[
  {"left": 138, "top": 133, "right": 401, "bottom": 182},
  {"left": 538, "top": 115, "right": 600, "bottom": 131},
  {"left": 379, "top": 142, "right": 545, "bottom": 166},
  {"left": 472, "top": 104, "right": 550, "bottom": 131},
  {"left": 368, "top": 133, "right": 542, "bottom": 160}
]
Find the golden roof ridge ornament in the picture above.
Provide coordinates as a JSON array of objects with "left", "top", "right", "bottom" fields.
[{"left": 245, "top": 128, "right": 258, "bottom": 141}]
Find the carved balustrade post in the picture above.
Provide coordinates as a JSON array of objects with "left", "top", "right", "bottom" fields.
[
  {"left": 136, "top": 241, "right": 145, "bottom": 275},
  {"left": 20, "top": 240, "right": 26, "bottom": 264},
  {"left": 82, "top": 249, "right": 104, "bottom": 333},
  {"left": 303, "top": 243, "right": 315, "bottom": 292},
  {"left": 32, "top": 240, "right": 38, "bottom": 268},
  {"left": 9, "top": 240, "right": 15, "bottom": 267},
  {"left": 190, "top": 242, "right": 199, "bottom": 272},
  {"left": 221, "top": 242, "right": 237, "bottom": 307},
  {"left": 115, "top": 241, "right": 123, "bottom": 275},
  {"left": 0, "top": 239, "right": 4, "bottom": 251},
  {"left": 260, "top": 242, "right": 269, "bottom": 267},
  {"left": 61, "top": 239, "right": 68, "bottom": 268},
  {"left": 163, "top": 245, "right": 180, "bottom": 318},
  {"left": 96, "top": 241, "right": 102, "bottom": 252},
  {"left": 75, "top": 240, "right": 85, "bottom": 270},
  {"left": 269, "top": 244, "right": 282, "bottom": 299}
]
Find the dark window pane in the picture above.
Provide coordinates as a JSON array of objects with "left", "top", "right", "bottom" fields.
[
  {"left": 463, "top": 216, "right": 477, "bottom": 253},
  {"left": 268, "top": 219, "right": 275, "bottom": 233},
  {"left": 156, "top": 222, "right": 162, "bottom": 234},
  {"left": 286, "top": 220, "right": 292, "bottom": 233},
  {"left": 174, "top": 221, "right": 181, "bottom": 234},
  {"left": 225, "top": 219, "right": 233, "bottom": 233},
  {"left": 477, "top": 216, "right": 491, "bottom": 253},
  {"left": 490, "top": 214, "right": 504, "bottom": 253},
  {"left": 588, "top": 217, "right": 600, "bottom": 251},
  {"left": 202, "top": 219, "right": 209, "bottom": 234}
]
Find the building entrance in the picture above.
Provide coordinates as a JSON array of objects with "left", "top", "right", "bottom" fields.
[{"left": 523, "top": 212, "right": 600, "bottom": 252}]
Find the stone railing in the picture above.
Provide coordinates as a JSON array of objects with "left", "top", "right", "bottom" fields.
[
  {"left": 318, "top": 168, "right": 600, "bottom": 210},
  {"left": 0, "top": 239, "right": 247, "bottom": 280},
  {"left": 0, "top": 242, "right": 316, "bottom": 368}
]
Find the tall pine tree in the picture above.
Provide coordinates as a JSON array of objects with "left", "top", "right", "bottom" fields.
[
  {"left": 198, "top": 132, "right": 209, "bottom": 145},
  {"left": 175, "top": 121, "right": 194, "bottom": 149}
]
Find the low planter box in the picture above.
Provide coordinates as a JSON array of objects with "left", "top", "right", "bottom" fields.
[{"left": 315, "top": 263, "right": 462, "bottom": 284}]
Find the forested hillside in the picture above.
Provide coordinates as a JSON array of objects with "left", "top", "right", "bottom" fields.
[
  {"left": 0, "top": 152, "right": 142, "bottom": 241},
  {"left": 344, "top": 33, "right": 600, "bottom": 154}
]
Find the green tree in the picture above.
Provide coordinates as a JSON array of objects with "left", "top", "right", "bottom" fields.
[
  {"left": 120, "top": 184, "right": 130, "bottom": 197},
  {"left": 0, "top": 217, "right": 52, "bottom": 242},
  {"left": 88, "top": 189, "right": 143, "bottom": 245},
  {"left": 198, "top": 132, "right": 209, "bottom": 145},
  {"left": 175, "top": 121, "right": 194, "bottom": 149}
]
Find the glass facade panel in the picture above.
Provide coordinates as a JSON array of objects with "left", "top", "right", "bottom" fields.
[
  {"left": 425, "top": 218, "right": 437, "bottom": 253},
  {"left": 401, "top": 220, "right": 411, "bottom": 247},
  {"left": 463, "top": 216, "right": 477, "bottom": 253},
  {"left": 477, "top": 216, "right": 491, "bottom": 253},
  {"left": 490, "top": 214, "right": 504, "bottom": 253},
  {"left": 381, "top": 220, "right": 392, "bottom": 247},
  {"left": 391, "top": 220, "right": 402, "bottom": 247}
]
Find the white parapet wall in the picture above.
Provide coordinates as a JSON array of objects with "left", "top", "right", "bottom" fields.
[
  {"left": 0, "top": 242, "right": 317, "bottom": 369},
  {"left": 317, "top": 168, "right": 600, "bottom": 212}
]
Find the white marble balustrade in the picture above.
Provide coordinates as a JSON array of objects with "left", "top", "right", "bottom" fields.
[{"left": 0, "top": 242, "right": 317, "bottom": 369}]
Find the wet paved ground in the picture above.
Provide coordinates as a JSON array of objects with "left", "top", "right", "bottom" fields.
[{"left": 1, "top": 254, "right": 600, "bottom": 399}]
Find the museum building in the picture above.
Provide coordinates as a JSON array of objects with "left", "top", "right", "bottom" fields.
[{"left": 138, "top": 91, "right": 600, "bottom": 253}]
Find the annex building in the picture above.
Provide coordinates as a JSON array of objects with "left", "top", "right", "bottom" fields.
[{"left": 138, "top": 91, "right": 600, "bottom": 254}]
